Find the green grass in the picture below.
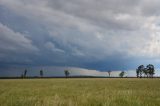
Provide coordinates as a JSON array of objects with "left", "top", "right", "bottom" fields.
[{"left": 0, "top": 78, "right": 160, "bottom": 106}]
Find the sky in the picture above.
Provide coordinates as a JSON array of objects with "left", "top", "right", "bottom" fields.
[{"left": 0, "top": 0, "right": 160, "bottom": 77}]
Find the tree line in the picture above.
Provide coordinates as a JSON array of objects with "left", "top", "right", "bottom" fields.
[
  {"left": 108, "top": 64, "right": 155, "bottom": 78},
  {"left": 21, "top": 64, "right": 155, "bottom": 78}
]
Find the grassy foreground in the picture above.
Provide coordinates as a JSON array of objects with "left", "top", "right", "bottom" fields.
[{"left": 0, "top": 78, "right": 160, "bottom": 106}]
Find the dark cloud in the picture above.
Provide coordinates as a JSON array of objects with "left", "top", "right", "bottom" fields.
[{"left": 0, "top": 0, "right": 160, "bottom": 76}]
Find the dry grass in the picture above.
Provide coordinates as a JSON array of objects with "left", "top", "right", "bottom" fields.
[{"left": 0, "top": 78, "right": 160, "bottom": 106}]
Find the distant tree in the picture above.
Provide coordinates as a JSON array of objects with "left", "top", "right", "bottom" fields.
[
  {"left": 40, "top": 70, "right": 43, "bottom": 78},
  {"left": 119, "top": 71, "right": 125, "bottom": 78},
  {"left": 107, "top": 70, "right": 111, "bottom": 77},
  {"left": 137, "top": 65, "right": 144, "bottom": 78},
  {"left": 136, "top": 69, "right": 139, "bottom": 78},
  {"left": 64, "top": 70, "right": 70, "bottom": 78},
  {"left": 24, "top": 69, "right": 27, "bottom": 78},
  {"left": 143, "top": 68, "right": 149, "bottom": 78},
  {"left": 136, "top": 64, "right": 155, "bottom": 78},
  {"left": 146, "top": 64, "right": 155, "bottom": 78}
]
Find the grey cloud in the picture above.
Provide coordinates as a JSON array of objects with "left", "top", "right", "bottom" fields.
[
  {"left": 0, "top": 23, "right": 38, "bottom": 64},
  {"left": 0, "top": 0, "right": 160, "bottom": 73},
  {"left": 0, "top": 23, "right": 38, "bottom": 54},
  {"left": 140, "top": 0, "right": 160, "bottom": 16},
  {"left": 45, "top": 42, "right": 65, "bottom": 53}
]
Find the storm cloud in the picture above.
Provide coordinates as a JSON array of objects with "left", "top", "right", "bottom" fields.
[{"left": 0, "top": 0, "right": 160, "bottom": 76}]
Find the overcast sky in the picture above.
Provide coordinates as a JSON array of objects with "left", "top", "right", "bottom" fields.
[{"left": 0, "top": 0, "right": 160, "bottom": 76}]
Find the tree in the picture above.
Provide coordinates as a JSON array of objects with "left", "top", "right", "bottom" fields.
[
  {"left": 24, "top": 69, "right": 27, "bottom": 78},
  {"left": 107, "top": 70, "right": 111, "bottom": 77},
  {"left": 119, "top": 71, "right": 125, "bottom": 78},
  {"left": 136, "top": 64, "right": 155, "bottom": 78},
  {"left": 64, "top": 70, "right": 70, "bottom": 78},
  {"left": 146, "top": 64, "right": 155, "bottom": 78},
  {"left": 143, "top": 68, "right": 149, "bottom": 78},
  {"left": 40, "top": 70, "right": 43, "bottom": 78},
  {"left": 137, "top": 65, "right": 144, "bottom": 78},
  {"left": 136, "top": 69, "right": 139, "bottom": 78}
]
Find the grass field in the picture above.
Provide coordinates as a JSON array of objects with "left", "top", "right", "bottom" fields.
[{"left": 0, "top": 78, "right": 160, "bottom": 106}]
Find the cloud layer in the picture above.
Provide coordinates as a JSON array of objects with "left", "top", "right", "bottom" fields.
[{"left": 1, "top": 0, "right": 160, "bottom": 76}]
